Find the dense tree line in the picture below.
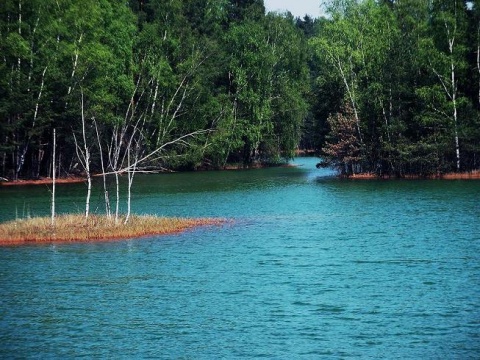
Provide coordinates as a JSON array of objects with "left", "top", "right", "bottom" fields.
[
  {"left": 311, "top": 0, "right": 480, "bottom": 176},
  {"left": 1, "top": 0, "right": 479, "bottom": 181},
  {"left": 0, "top": 0, "right": 308, "bottom": 180}
]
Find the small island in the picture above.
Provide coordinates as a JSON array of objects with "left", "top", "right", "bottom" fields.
[{"left": 0, "top": 214, "right": 225, "bottom": 246}]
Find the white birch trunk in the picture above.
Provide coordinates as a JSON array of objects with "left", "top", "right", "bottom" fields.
[
  {"left": 15, "top": 66, "right": 47, "bottom": 179},
  {"left": 452, "top": 86, "right": 460, "bottom": 171},
  {"left": 94, "top": 120, "right": 111, "bottom": 218},
  {"left": 432, "top": 13, "right": 461, "bottom": 172},
  {"left": 17, "top": 0, "right": 22, "bottom": 73},
  {"left": 81, "top": 92, "right": 91, "bottom": 218},
  {"left": 108, "top": 124, "right": 123, "bottom": 224},
  {"left": 68, "top": 33, "right": 83, "bottom": 96},
  {"left": 51, "top": 129, "right": 56, "bottom": 226},
  {"left": 125, "top": 146, "right": 133, "bottom": 224},
  {"left": 334, "top": 55, "right": 363, "bottom": 144},
  {"left": 74, "top": 91, "right": 92, "bottom": 218},
  {"left": 449, "top": 36, "right": 460, "bottom": 171},
  {"left": 115, "top": 171, "right": 120, "bottom": 224}
]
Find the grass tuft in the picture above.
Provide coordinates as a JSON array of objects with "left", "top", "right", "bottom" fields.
[{"left": 0, "top": 214, "right": 226, "bottom": 245}]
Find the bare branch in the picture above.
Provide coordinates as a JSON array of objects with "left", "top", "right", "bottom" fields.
[{"left": 102, "top": 129, "right": 212, "bottom": 175}]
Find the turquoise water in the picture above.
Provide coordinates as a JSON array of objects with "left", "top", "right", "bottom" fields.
[{"left": 1, "top": 157, "right": 479, "bottom": 358}]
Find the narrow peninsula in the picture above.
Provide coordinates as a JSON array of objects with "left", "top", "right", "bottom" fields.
[{"left": 0, "top": 214, "right": 225, "bottom": 246}]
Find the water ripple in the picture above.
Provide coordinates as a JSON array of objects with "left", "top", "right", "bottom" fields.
[{"left": 1, "top": 158, "right": 479, "bottom": 358}]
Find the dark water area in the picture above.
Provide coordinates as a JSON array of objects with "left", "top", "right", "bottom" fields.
[{"left": 1, "top": 158, "right": 479, "bottom": 358}]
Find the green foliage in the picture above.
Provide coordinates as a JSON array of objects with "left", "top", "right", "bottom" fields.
[
  {"left": 0, "top": 0, "right": 311, "bottom": 179},
  {"left": 4, "top": 0, "right": 478, "bottom": 180},
  {"left": 310, "top": 0, "right": 480, "bottom": 176}
]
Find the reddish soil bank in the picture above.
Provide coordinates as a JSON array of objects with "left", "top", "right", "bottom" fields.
[
  {"left": 0, "top": 215, "right": 227, "bottom": 246},
  {"left": 0, "top": 224, "right": 221, "bottom": 246},
  {"left": 2, "top": 168, "right": 478, "bottom": 186},
  {"left": 0, "top": 177, "right": 85, "bottom": 186},
  {"left": 347, "top": 171, "right": 480, "bottom": 180},
  {"left": 440, "top": 171, "right": 480, "bottom": 179}
]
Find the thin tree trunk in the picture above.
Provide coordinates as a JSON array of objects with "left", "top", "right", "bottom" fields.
[
  {"left": 334, "top": 56, "right": 363, "bottom": 144},
  {"left": 94, "top": 119, "right": 111, "bottom": 218},
  {"left": 156, "top": 75, "right": 189, "bottom": 147},
  {"left": 115, "top": 171, "right": 120, "bottom": 224},
  {"left": 125, "top": 146, "right": 132, "bottom": 224},
  {"left": 109, "top": 124, "right": 122, "bottom": 224},
  {"left": 15, "top": 66, "right": 47, "bottom": 179},
  {"left": 477, "top": 22, "right": 480, "bottom": 106},
  {"left": 73, "top": 91, "right": 92, "bottom": 218},
  {"left": 68, "top": 33, "right": 83, "bottom": 96},
  {"left": 452, "top": 91, "right": 460, "bottom": 171},
  {"left": 81, "top": 93, "right": 92, "bottom": 218},
  {"left": 450, "top": 44, "right": 460, "bottom": 171},
  {"left": 17, "top": 0, "right": 22, "bottom": 73},
  {"left": 449, "top": 5, "right": 460, "bottom": 171},
  {"left": 432, "top": 14, "right": 461, "bottom": 172},
  {"left": 51, "top": 129, "right": 56, "bottom": 227}
]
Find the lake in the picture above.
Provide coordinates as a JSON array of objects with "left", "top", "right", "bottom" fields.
[{"left": 1, "top": 157, "right": 479, "bottom": 358}]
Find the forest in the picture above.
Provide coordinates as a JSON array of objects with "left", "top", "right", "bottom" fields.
[{"left": 1, "top": 0, "right": 479, "bottom": 180}]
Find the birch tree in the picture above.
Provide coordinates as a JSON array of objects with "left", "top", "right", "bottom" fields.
[
  {"left": 418, "top": 0, "right": 468, "bottom": 171},
  {"left": 72, "top": 90, "right": 92, "bottom": 218},
  {"left": 51, "top": 128, "right": 56, "bottom": 226},
  {"left": 94, "top": 119, "right": 111, "bottom": 218},
  {"left": 311, "top": 0, "right": 391, "bottom": 170},
  {"left": 224, "top": 20, "right": 278, "bottom": 164},
  {"left": 310, "top": 0, "right": 366, "bottom": 145},
  {"left": 0, "top": 0, "right": 59, "bottom": 179}
]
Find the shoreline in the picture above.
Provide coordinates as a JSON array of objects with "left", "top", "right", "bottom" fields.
[
  {"left": 2, "top": 167, "right": 479, "bottom": 187},
  {"left": 0, "top": 214, "right": 226, "bottom": 246},
  {"left": 0, "top": 176, "right": 85, "bottom": 186},
  {"left": 346, "top": 171, "right": 480, "bottom": 180},
  {"left": 0, "top": 163, "right": 298, "bottom": 187}
]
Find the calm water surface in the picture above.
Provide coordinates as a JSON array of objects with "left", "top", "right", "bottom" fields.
[{"left": 1, "top": 158, "right": 479, "bottom": 358}]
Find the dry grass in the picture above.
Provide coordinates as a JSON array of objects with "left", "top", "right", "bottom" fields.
[{"left": 0, "top": 214, "right": 225, "bottom": 245}]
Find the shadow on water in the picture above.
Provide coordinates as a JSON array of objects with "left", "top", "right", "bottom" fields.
[{"left": 314, "top": 171, "right": 480, "bottom": 197}]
